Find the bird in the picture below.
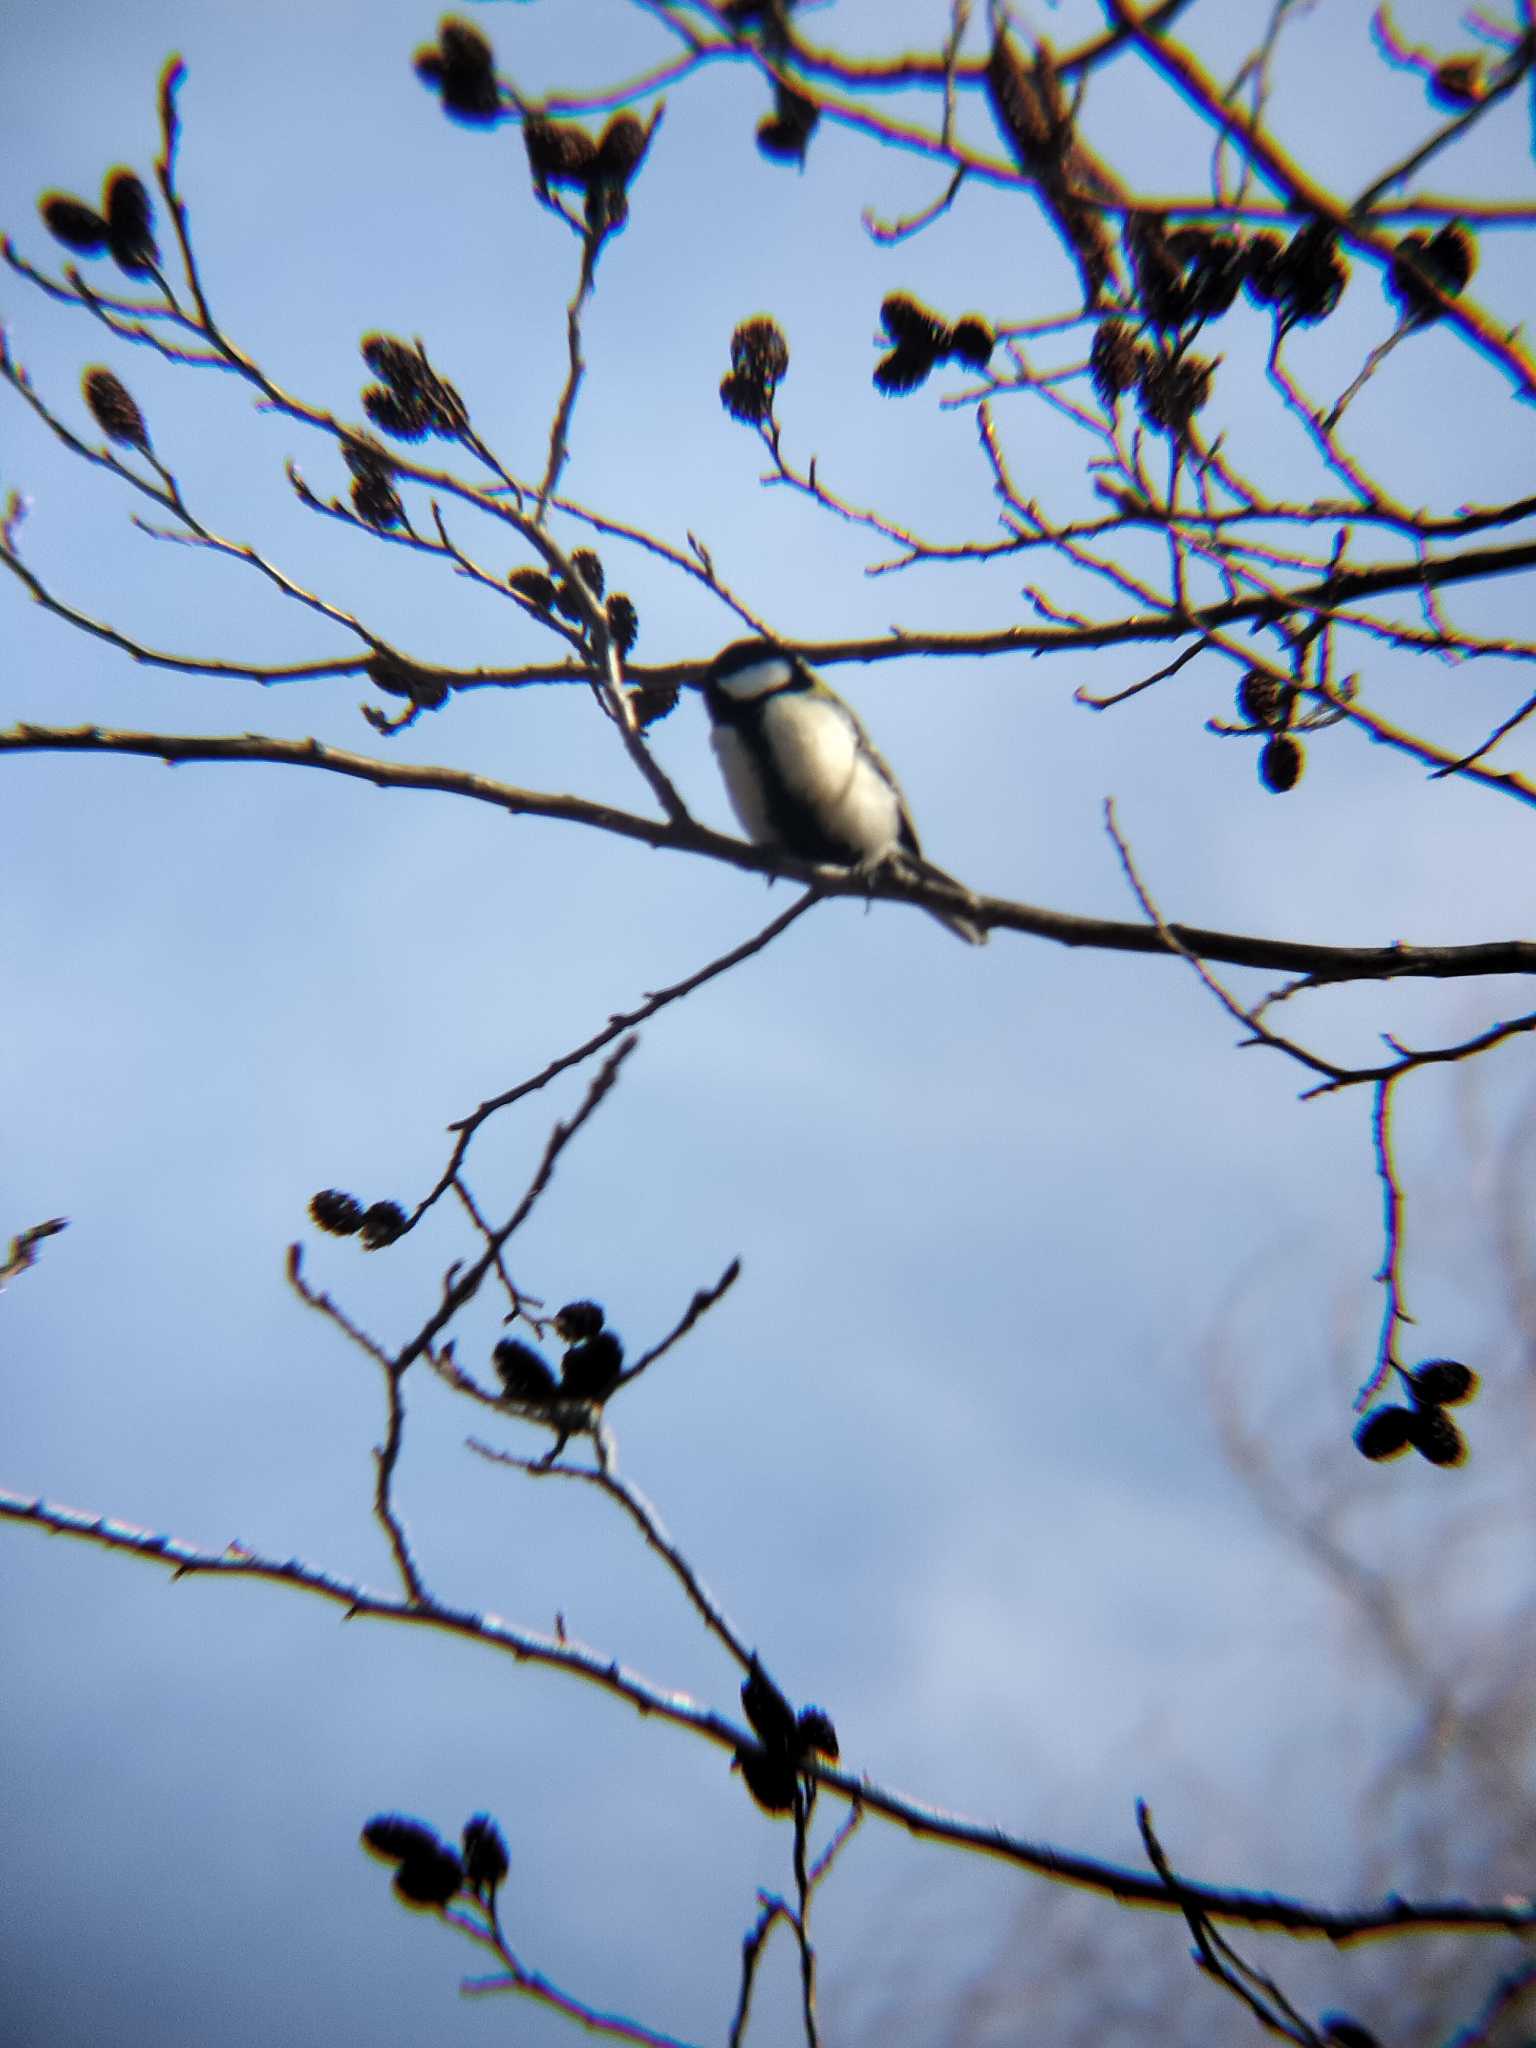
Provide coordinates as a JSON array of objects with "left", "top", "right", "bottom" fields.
[{"left": 701, "top": 638, "right": 987, "bottom": 944}]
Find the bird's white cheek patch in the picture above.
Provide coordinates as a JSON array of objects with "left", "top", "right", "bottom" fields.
[{"left": 713, "top": 659, "right": 791, "bottom": 705}]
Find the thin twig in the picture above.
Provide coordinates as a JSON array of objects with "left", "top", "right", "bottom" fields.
[
  {"left": 395, "top": 1041, "right": 638, "bottom": 1377},
  {"left": 790, "top": 1788, "right": 822, "bottom": 2048},
  {"left": 455, "top": 1892, "right": 704, "bottom": 2048},
  {"left": 1362, "top": 1075, "right": 1414, "bottom": 1409},
  {"left": 287, "top": 1246, "right": 428, "bottom": 1603},
  {"left": 1137, "top": 1802, "right": 1323, "bottom": 2045},
  {"left": 729, "top": 1801, "right": 862, "bottom": 2048},
  {"left": 423, "top": 894, "right": 823, "bottom": 1220},
  {"left": 468, "top": 1444, "right": 757, "bottom": 1669},
  {"left": 618, "top": 1259, "right": 742, "bottom": 1386},
  {"left": 0, "top": 1217, "right": 68, "bottom": 1291},
  {"left": 10, "top": 722, "right": 1536, "bottom": 987},
  {"left": 4, "top": 1487, "right": 1534, "bottom": 1938}
]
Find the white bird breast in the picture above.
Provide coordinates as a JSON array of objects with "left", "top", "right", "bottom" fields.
[{"left": 713, "top": 691, "right": 905, "bottom": 862}]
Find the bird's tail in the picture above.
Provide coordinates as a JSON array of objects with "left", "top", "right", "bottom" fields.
[{"left": 901, "top": 855, "right": 989, "bottom": 946}]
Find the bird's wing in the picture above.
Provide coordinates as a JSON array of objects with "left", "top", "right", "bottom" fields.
[{"left": 844, "top": 712, "right": 923, "bottom": 857}]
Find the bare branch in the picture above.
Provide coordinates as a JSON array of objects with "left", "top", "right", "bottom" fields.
[
  {"left": 1138, "top": 1802, "right": 1323, "bottom": 2045},
  {"left": 423, "top": 895, "right": 823, "bottom": 1220},
  {"left": 287, "top": 1246, "right": 429, "bottom": 1604},
  {"left": 0, "top": 1217, "right": 68, "bottom": 1291},
  {"left": 3, "top": 1485, "right": 1533, "bottom": 1939},
  {"left": 9, "top": 722, "right": 1536, "bottom": 987},
  {"left": 1102, "top": 0, "right": 1536, "bottom": 399},
  {"left": 467, "top": 1443, "right": 757, "bottom": 1669}
]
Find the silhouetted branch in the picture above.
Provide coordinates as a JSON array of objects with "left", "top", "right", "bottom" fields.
[{"left": 0, "top": 1217, "right": 67, "bottom": 1291}]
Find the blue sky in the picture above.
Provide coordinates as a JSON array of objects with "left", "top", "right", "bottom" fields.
[{"left": 3, "top": 3, "right": 1534, "bottom": 2044}]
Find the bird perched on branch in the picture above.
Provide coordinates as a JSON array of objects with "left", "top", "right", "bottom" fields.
[{"left": 701, "top": 638, "right": 987, "bottom": 945}]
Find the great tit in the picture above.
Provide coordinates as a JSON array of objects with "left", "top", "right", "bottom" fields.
[{"left": 702, "top": 638, "right": 987, "bottom": 945}]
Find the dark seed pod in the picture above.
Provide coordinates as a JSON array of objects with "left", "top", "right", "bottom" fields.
[
  {"left": 351, "top": 473, "right": 405, "bottom": 531},
  {"left": 363, "top": 1813, "right": 444, "bottom": 1864},
  {"left": 341, "top": 432, "right": 396, "bottom": 485},
  {"left": 874, "top": 345, "right": 936, "bottom": 396},
  {"left": 568, "top": 548, "right": 605, "bottom": 599},
  {"left": 1259, "top": 734, "right": 1304, "bottom": 792},
  {"left": 605, "top": 594, "right": 639, "bottom": 656},
  {"left": 363, "top": 384, "right": 432, "bottom": 442},
  {"left": 103, "top": 169, "right": 158, "bottom": 276},
  {"left": 719, "top": 369, "right": 771, "bottom": 424},
  {"left": 1167, "top": 227, "right": 1244, "bottom": 320},
  {"left": 361, "top": 333, "right": 422, "bottom": 391},
  {"left": 492, "top": 1338, "right": 559, "bottom": 1405},
  {"left": 721, "top": 318, "right": 788, "bottom": 422},
  {"left": 756, "top": 85, "right": 818, "bottom": 166},
  {"left": 393, "top": 1844, "right": 465, "bottom": 1908},
  {"left": 508, "top": 566, "right": 558, "bottom": 609},
  {"left": 991, "top": 30, "right": 1114, "bottom": 303},
  {"left": 1408, "top": 1405, "right": 1466, "bottom": 1468},
  {"left": 1387, "top": 232, "right": 1439, "bottom": 325},
  {"left": 39, "top": 193, "right": 110, "bottom": 255},
  {"left": 1126, "top": 213, "right": 1188, "bottom": 327},
  {"left": 796, "top": 1707, "right": 839, "bottom": 1761},
  {"left": 310, "top": 1188, "right": 366, "bottom": 1236},
  {"left": 879, "top": 294, "right": 947, "bottom": 352},
  {"left": 754, "top": 119, "right": 803, "bottom": 164},
  {"left": 1135, "top": 351, "right": 1214, "bottom": 434},
  {"left": 735, "top": 1742, "right": 799, "bottom": 1814},
  {"left": 418, "top": 367, "right": 468, "bottom": 439},
  {"left": 1241, "top": 232, "right": 1287, "bottom": 304},
  {"left": 731, "top": 317, "right": 790, "bottom": 386},
  {"left": 985, "top": 27, "right": 1069, "bottom": 176},
  {"left": 1089, "top": 321, "right": 1143, "bottom": 405},
  {"left": 559, "top": 1330, "right": 625, "bottom": 1400},
  {"left": 1158, "top": 222, "right": 1215, "bottom": 314},
  {"left": 1427, "top": 223, "right": 1476, "bottom": 295},
  {"left": 1054, "top": 192, "right": 1119, "bottom": 308},
  {"left": 82, "top": 366, "right": 150, "bottom": 453},
  {"left": 593, "top": 112, "right": 648, "bottom": 185},
  {"left": 554, "top": 1300, "right": 606, "bottom": 1342},
  {"left": 461, "top": 1813, "right": 510, "bottom": 1896},
  {"left": 1272, "top": 222, "right": 1347, "bottom": 327},
  {"left": 362, "top": 654, "right": 416, "bottom": 699},
  {"left": 523, "top": 116, "right": 599, "bottom": 194},
  {"left": 1353, "top": 1406, "right": 1414, "bottom": 1462},
  {"left": 1429, "top": 56, "right": 1485, "bottom": 108},
  {"left": 1387, "top": 224, "right": 1476, "bottom": 325},
  {"left": 1158, "top": 220, "right": 1210, "bottom": 259},
  {"left": 434, "top": 20, "right": 501, "bottom": 125},
  {"left": 632, "top": 682, "right": 680, "bottom": 728},
  {"left": 723, "top": 0, "right": 799, "bottom": 38},
  {"left": 359, "top": 1200, "right": 409, "bottom": 1250},
  {"left": 365, "top": 653, "right": 447, "bottom": 708},
  {"left": 741, "top": 1663, "right": 798, "bottom": 1751},
  {"left": 1237, "top": 670, "right": 1296, "bottom": 730},
  {"left": 947, "top": 317, "right": 995, "bottom": 369},
  {"left": 1321, "top": 2016, "right": 1382, "bottom": 2048},
  {"left": 1405, "top": 1359, "right": 1478, "bottom": 1408}
]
